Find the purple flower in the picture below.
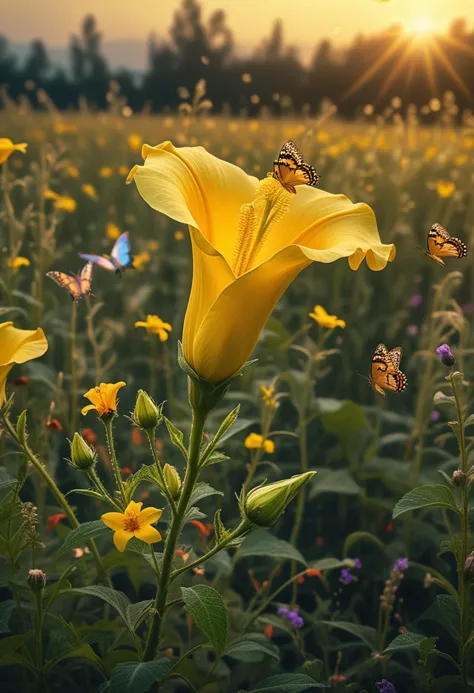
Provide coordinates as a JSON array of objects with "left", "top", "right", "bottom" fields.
[
  {"left": 409, "top": 293, "right": 423, "bottom": 308},
  {"left": 376, "top": 680, "right": 396, "bottom": 693},
  {"left": 340, "top": 568, "right": 354, "bottom": 585},
  {"left": 436, "top": 344, "right": 455, "bottom": 368},
  {"left": 431, "top": 410, "right": 440, "bottom": 422},
  {"left": 392, "top": 557, "right": 408, "bottom": 573},
  {"left": 353, "top": 558, "right": 362, "bottom": 569},
  {"left": 277, "top": 606, "right": 304, "bottom": 628}
]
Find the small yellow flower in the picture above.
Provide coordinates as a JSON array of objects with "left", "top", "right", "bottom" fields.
[
  {"left": 8, "top": 256, "right": 30, "bottom": 271},
  {"left": 128, "top": 134, "right": 142, "bottom": 152},
  {"left": 0, "top": 138, "right": 28, "bottom": 165},
  {"left": 174, "top": 231, "right": 185, "bottom": 241},
  {"left": 99, "top": 166, "right": 113, "bottom": 178},
  {"left": 66, "top": 164, "right": 80, "bottom": 178},
  {"left": 81, "top": 183, "right": 98, "bottom": 200},
  {"left": 436, "top": 180, "right": 455, "bottom": 198},
  {"left": 245, "top": 433, "right": 274, "bottom": 454},
  {"left": 101, "top": 500, "right": 162, "bottom": 552},
  {"left": 118, "top": 165, "right": 129, "bottom": 176},
  {"left": 106, "top": 222, "right": 121, "bottom": 240},
  {"left": 81, "top": 382, "right": 126, "bottom": 417},
  {"left": 260, "top": 384, "right": 278, "bottom": 410},
  {"left": 309, "top": 305, "right": 346, "bottom": 329},
  {"left": 135, "top": 315, "right": 172, "bottom": 342},
  {"left": 133, "top": 251, "right": 150, "bottom": 271},
  {"left": 55, "top": 196, "right": 77, "bottom": 213}
]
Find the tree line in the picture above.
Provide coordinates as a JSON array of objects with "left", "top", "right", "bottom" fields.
[{"left": 1, "top": 0, "right": 473, "bottom": 118}]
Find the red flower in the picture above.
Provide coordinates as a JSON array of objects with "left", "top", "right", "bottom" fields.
[
  {"left": 189, "top": 520, "right": 213, "bottom": 538},
  {"left": 121, "top": 466, "right": 133, "bottom": 476},
  {"left": 47, "top": 418, "right": 62, "bottom": 431},
  {"left": 46, "top": 513, "right": 67, "bottom": 532},
  {"left": 264, "top": 624, "right": 273, "bottom": 638},
  {"left": 297, "top": 576, "right": 305, "bottom": 584},
  {"left": 14, "top": 376, "right": 29, "bottom": 386},
  {"left": 81, "top": 428, "right": 98, "bottom": 445},
  {"left": 386, "top": 521, "right": 394, "bottom": 532},
  {"left": 131, "top": 428, "right": 142, "bottom": 446},
  {"left": 175, "top": 548, "right": 190, "bottom": 563},
  {"left": 306, "top": 568, "right": 322, "bottom": 577}
]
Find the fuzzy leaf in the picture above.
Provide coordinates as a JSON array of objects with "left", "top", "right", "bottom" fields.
[
  {"left": 110, "top": 660, "right": 173, "bottom": 693},
  {"left": 58, "top": 520, "right": 110, "bottom": 556},
  {"left": 181, "top": 584, "right": 227, "bottom": 657},
  {"left": 393, "top": 485, "right": 460, "bottom": 519}
]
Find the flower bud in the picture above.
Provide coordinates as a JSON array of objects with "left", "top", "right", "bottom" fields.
[
  {"left": 244, "top": 471, "right": 316, "bottom": 527},
  {"left": 28, "top": 568, "right": 46, "bottom": 592},
  {"left": 70, "top": 432, "right": 96, "bottom": 469},
  {"left": 452, "top": 470, "right": 467, "bottom": 487},
  {"left": 133, "top": 390, "right": 162, "bottom": 430},
  {"left": 436, "top": 344, "right": 456, "bottom": 368},
  {"left": 465, "top": 550, "right": 474, "bottom": 580},
  {"left": 163, "top": 463, "right": 181, "bottom": 499}
]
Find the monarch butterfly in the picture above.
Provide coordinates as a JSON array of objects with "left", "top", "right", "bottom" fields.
[
  {"left": 47, "top": 262, "right": 93, "bottom": 301},
  {"left": 79, "top": 232, "right": 134, "bottom": 275},
  {"left": 272, "top": 141, "right": 320, "bottom": 194},
  {"left": 369, "top": 343, "right": 407, "bottom": 396},
  {"left": 424, "top": 222, "right": 467, "bottom": 266}
]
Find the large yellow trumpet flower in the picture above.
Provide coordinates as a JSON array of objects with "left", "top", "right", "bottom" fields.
[
  {"left": 128, "top": 141, "right": 395, "bottom": 384},
  {"left": 0, "top": 322, "right": 48, "bottom": 406}
]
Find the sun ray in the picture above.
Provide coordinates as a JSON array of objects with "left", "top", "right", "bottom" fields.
[
  {"left": 375, "top": 40, "right": 417, "bottom": 104},
  {"left": 420, "top": 41, "right": 437, "bottom": 96},
  {"left": 429, "top": 36, "right": 472, "bottom": 100}
]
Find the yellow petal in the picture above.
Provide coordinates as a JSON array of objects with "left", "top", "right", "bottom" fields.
[
  {"left": 103, "top": 381, "right": 126, "bottom": 410},
  {"left": 138, "top": 507, "right": 162, "bottom": 525},
  {"left": 132, "top": 141, "right": 258, "bottom": 267},
  {"left": 0, "top": 322, "right": 48, "bottom": 367},
  {"left": 101, "top": 512, "right": 125, "bottom": 531},
  {"left": 81, "top": 404, "right": 97, "bottom": 416},
  {"left": 126, "top": 500, "right": 143, "bottom": 515},
  {"left": 0, "top": 364, "right": 14, "bottom": 408},
  {"left": 113, "top": 529, "right": 133, "bottom": 552},
  {"left": 133, "top": 525, "right": 162, "bottom": 544}
]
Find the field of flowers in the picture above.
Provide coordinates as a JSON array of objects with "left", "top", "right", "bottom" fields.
[{"left": 1, "top": 89, "right": 474, "bottom": 693}]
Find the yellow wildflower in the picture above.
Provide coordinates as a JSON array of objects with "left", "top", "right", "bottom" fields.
[
  {"left": 260, "top": 384, "right": 278, "bottom": 410},
  {"left": 0, "top": 139, "right": 28, "bottom": 164},
  {"left": 245, "top": 433, "right": 274, "bottom": 454},
  {"left": 128, "top": 134, "right": 142, "bottom": 152},
  {"left": 8, "top": 257, "right": 30, "bottom": 271},
  {"left": 54, "top": 123, "right": 77, "bottom": 135},
  {"left": 81, "top": 382, "right": 126, "bottom": 417},
  {"left": 455, "top": 154, "right": 468, "bottom": 167},
  {"left": 128, "top": 141, "right": 394, "bottom": 384},
  {"left": 135, "top": 315, "right": 172, "bottom": 342},
  {"left": 101, "top": 500, "right": 162, "bottom": 552},
  {"left": 66, "top": 164, "right": 80, "bottom": 178},
  {"left": 309, "top": 305, "right": 346, "bottom": 329},
  {"left": 99, "top": 166, "right": 113, "bottom": 178},
  {"left": 106, "top": 222, "right": 121, "bottom": 240},
  {"left": 81, "top": 183, "right": 98, "bottom": 200},
  {"left": 133, "top": 251, "right": 150, "bottom": 271},
  {"left": 436, "top": 180, "right": 455, "bottom": 198},
  {"left": 0, "top": 321, "right": 48, "bottom": 407},
  {"left": 55, "top": 196, "right": 77, "bottom": 213},
  {"left": 174, "top": 231, "right": 185, "bottom": 241}
]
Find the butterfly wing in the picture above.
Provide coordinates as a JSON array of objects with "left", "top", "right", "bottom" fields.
[
  {"left": 273, "top": 141, "right": 320, "bottom": 194},
  {"left": 370, "top": 343, "right": 407, "bottom": 395},
  {"left": 427, "top": 223, "right": 467, "bottom": 264},
  {"left": 47, "top": 271, "right": 82, "bottom": 301},
  {"left": 111, "top": 232, "right": 133, "bottom": 270},
  {"left": 78, "top": 253, "right": 116, "bottom": 272},
  {"left": 79, "top": 262, "right": 93, "bottom": 295}
]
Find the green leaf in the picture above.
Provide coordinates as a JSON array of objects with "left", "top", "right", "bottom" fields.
[
  {"left": 320, "top": 621, "right": 377, "bottom": 649},
  {"left": 200, "top": 405, "right": 240, "bottom": 464},
  {"left": 308, "top": 558, "right": 347, "bottom": 572},
  {"left": 164, "top": 417, "right": 188, "bottom": 459},
  {"left": 237, "top": 530, "right": 307, "bottom": 566},
  {"left": 393, "top": 485, "right": 460, "bottom": 519},
  {"left": 0, "top": 601, "right": 15, "bottom": 633},
  {"left": 384, "top": 632, "right": 429, "bottom": 653},
  {"left": 66, "top": 489, "right": 107, "bottom": 502},
  {"left": 188, "top": 482, "right": 224, "bottom": 506},
  {"left": 126, "top": 601, "right": 153, "bottom": 631},
  {"left": 224, "top": 633, "right": 280, "bottom": 662},
  {"left": 216, "top": 417, "right": 255, "bottom": 445},
  {"left": 110, "top": 660, "right": 173, "bottom": 693},
  {"left": 58, "top": 520, "right": 110, "bottom": 556},
  {"left": 309, "top": 469, "right": 360, "bottom": 497},
  {"left": 321, "top": 400, "right": 368, "bottom": 440},
  {"left": 436, "top": 595, "right": 461, "bottom": 641},
  {"left": 0, "top": 472, "right": 18, "bottom": 492},
  {"left": 201, "top": 450, "right": 230, "bottom": 468},
  {"left": 66, "top": 586, "right": 135, "bottom": 633},
  {"left": 250, "top": 674, "right": 328, "bottom": 692},
  {"left": 419, "top": 637, "right": 440, "bottom": 666},
  {"left": 213, "top": 509, "right": 228, "bottom": 544},
  {"left": 181, "top": 584, "right": 227, "bottom": 657},
  {"left": 16, "top": 410, "right": 28, "bottom": 447},
  {"left": 0, "top": 632, "right": 32, "bottom": 658},
  {"left": 124, "top": 465, "right": 161, "bottom": 501}
]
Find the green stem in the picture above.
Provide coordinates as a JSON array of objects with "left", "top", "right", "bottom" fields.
[
  {"left": 145, "top": 428, "right": 177, "bottom": 516},
  {"left": 103, "top": 417, "right": 127, "bottom": 507},
  {"left": 246, "top": 568, "right": 308, "bottom": 629},
  {"left": 69, "top": 301, "right": 78, "bottom": 436},
  {"left": 85, "top": 296, "right": 102, "bottom": 382},
  {"left": 87, "top": 466, "right": 123, "bottom": 511},
  {"left": 143, "top": 406, "right": 207, "bottom": 661}
]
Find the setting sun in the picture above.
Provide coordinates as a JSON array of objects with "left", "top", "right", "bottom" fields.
[{"left": 410, "top": 15, "right": 435, "bottom": 37}]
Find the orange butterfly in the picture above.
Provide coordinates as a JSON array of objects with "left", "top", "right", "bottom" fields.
[
  {"left": 272, "top": 141, "right": 320, "bottom": 194},
  {"left": 47, "top": 262, "right": 93, "bottom": 301},
  {"left": 369, "top": 344, "right": 407, "bottom": 396},
  {"left": 424, "top": 223, "right": 467, "bottom": 266}
]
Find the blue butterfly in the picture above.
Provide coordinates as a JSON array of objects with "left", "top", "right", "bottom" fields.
[{"left": 79, "top": 232, "right": 134, "bottom": 276}]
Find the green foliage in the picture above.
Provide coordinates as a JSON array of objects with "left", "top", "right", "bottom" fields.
[
  {"left": 392, "top": 485, "right": 460, "bottom": 519},
  {"left": 181, "top": 584, "right": 228, "bottom": 657}
]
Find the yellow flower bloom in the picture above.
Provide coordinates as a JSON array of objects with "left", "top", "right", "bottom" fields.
[
  {"left": 309, "top": 305, "right": 346, "bottom": 329},
  {"left": 101, "top": 500, "right": 162, "bottom": 552},
  {"left": 55, "top": 196, "right": 77, "bottom": 213},
  {"left": 67, "top": 164, "right": 80, "bottom": 178},
  {"left": 133, "top": 251, "right": 150, "bottom": 271},
  {"left": 81, "top": 183, "right": 98, "bottom": 200},
  {"left": 106, "top": 222, "right": 121, "bottom": 240},
  {"left": 436, "top": 180, "right": 455, "bottom": 198},
  {"left": 0, "top": 321, "right": 48, "bottom": 407},
  {"left": 99, "top": 166, "right": 113, "bottom": 178},
  {"left": 128, "top": 134, "right": 142, "bottom": 152},
  {"left": 8, "top": 256, "right": 30, "bottom": 271},
  {"left": 245, "top": 433, "right": 274, "bottom": 454},
  {"left": 81, "top": 382, "right": 126, "bottom": 417},
  {"left": 135, "top": 315, "right": 172, "bottom": 342},
  {"left": 128, "top": 141, "right": 395, "bottom": 384},
  {"left": 0, "top": 138, "right": 28, "bottom": 165},
  {"left": 260, "top": 384, "right": 278, "bottom": 410}
]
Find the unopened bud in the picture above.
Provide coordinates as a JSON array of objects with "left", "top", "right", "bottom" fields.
[
  {"left": 163, "top": 463, "right": 181, "bottom": 499},
  {"left": 28, "top": 568, "right": 46, "bottom": 592},
  {"left": 244, "top": 471, "right": 316, "bottom": 527},
  {"left": 70, "top": 433, "right": 96, "bottom": 469},
  {"left": 452, "top": 470, "right": 467, "bottom": 487},
  {"left": 465, "top": 550, "right": 474, "bottom": 580},
  {"left": 436, "top": 344, "right": 456, "bottom": 368},
  {"left": 133, "top": 390, "right": 162, "bottom": 430}
]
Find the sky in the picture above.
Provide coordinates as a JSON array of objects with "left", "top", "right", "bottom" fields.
[{"left": 1, "top": 0, "right": 472, "bottom": 54}]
